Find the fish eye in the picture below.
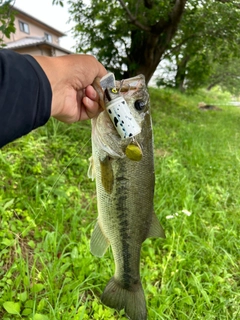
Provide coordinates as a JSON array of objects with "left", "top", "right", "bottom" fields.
[{"left": 134, "top": 99, "right": 146, "bottom": 111}]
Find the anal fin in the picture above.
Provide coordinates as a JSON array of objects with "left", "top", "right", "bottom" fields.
[
  {"left": 90, "top": 221, "right": 110, "bottom": 257},
  {"left": 147, "top": 212, "right": 165, "bottom": 239},
  {"left": 88, "top": 156, "right": 95, "bottom": 180}
]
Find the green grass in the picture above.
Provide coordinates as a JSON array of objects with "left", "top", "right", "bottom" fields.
[{"left": 0, "top": 88, "right": 239, "bottom": 319}]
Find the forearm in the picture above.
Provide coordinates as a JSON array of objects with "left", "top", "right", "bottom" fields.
[{"left": 0, "top": 49, "right": 52, "bottom": 148}]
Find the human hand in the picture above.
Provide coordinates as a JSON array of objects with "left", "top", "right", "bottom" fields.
[{"left": 34, "top": 54, "right": 107, "bottom": 123}]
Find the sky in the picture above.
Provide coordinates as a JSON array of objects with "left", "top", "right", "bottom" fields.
[{"left": 14, "top": 0, "right": 76, "bottom": 51}]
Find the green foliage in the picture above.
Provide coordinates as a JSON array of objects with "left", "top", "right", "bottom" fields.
[
  {"left": 0, "top": 0, "right": 15, "bottom": 47},
  {"left": 52, "top": 0, "right": 64, "bottom": 7},
  {"left": 68, "top": 0, "right": 127, "bottom": 79},
  {"left": 0, "top": 89, "right": 240, "bottom": 318},
  {"left": 67, "top": 0, "right": 186, "bottom": 82},
  {"left": 64, "top": 0, "right": 240, "bottom": 91},
  {"left": 207, "top": 58, "right": 240, "bottom": 95},
  {"left": 158, "top": 1, "right": 240, "bottom": 92}
]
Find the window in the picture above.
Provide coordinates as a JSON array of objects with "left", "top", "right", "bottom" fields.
[
  {"left": 44, "top": 33, "right": 52, "bottom": 43},
  {"left": 19, "top": 21, "right": 29, "bottom": 34}
]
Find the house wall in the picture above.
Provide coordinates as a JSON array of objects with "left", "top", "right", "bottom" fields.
[
  {"left": 5, "top": 12, "right": 60, "bottom": 46},
  {"left": 1, "top": 8, "right": 71, "bottom": 56}
]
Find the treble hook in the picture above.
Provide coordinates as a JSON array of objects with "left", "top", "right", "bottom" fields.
[{"left": 119, "top": 80, "right": 130, "bottom": 94}]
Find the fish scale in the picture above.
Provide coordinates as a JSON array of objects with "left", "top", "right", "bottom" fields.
[{"left": 89, "top": 74, "right": 165, "bottom": 320}]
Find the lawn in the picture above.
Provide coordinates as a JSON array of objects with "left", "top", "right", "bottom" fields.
[{"left": 0, "top": 88, "right": 239, "bottom": 319}]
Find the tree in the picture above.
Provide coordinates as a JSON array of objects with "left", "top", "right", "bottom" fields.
[
  {"left": 157, "top": 1, "right": 240, "bottom": 92},
  {"left": 67, "top": 0, "right": 187, "bottom": 84},
  {"left": 0, "top": 0, "right": 15, "bottom": 48},
  {"left": 59, "top": 0, "right": 240, "bottom": 91},
  {"left": 207, "top": 58, "right": 240, "bottom": 95}
]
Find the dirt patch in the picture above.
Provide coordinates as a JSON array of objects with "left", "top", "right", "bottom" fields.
[{"left": 155, "top": 149, "right": 171, "bottom": 158}]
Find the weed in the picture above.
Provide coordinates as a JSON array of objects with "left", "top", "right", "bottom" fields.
[{"left": 0, "top": 89, "right": 239, "bottom": 319}]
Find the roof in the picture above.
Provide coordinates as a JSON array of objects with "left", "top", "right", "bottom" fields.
[
  {"left": 13, "top": 6, "right": 66, "bottom": 37},
  {"left": 6, "top": 36, "right": 72, "bottom": 54}
]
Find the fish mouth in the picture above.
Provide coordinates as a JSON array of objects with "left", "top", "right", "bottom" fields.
[{"left": 92, "top": 74, "right": 149, "bottom": 160}]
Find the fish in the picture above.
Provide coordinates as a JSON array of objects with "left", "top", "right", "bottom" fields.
[{"left": 89, "top": 74, "right": 165, "bottom": 320}]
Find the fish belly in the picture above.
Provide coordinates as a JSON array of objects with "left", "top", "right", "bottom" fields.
[{"left": 95, "top": 153, "right": 154, "bottom": 320}]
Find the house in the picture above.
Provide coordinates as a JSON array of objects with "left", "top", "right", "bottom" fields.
[{"left": 2, "top": 6, "right": 72, "bottom": 56}]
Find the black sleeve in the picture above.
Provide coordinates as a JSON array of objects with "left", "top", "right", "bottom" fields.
[{"left": 0, "top": 49, "right": 52, "bottom": 148}]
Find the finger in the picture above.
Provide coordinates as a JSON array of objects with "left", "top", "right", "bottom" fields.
[
  {"left": 82, "top": 96, "right": 102, "bottom": 120},
  {"left": 85, "top": 85, "right": 98, "bottom": 101},
  {"left": 86, "top": 84, "right": 105, "bottom": 111}
]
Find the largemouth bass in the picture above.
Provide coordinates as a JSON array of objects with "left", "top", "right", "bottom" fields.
[{"left": 89, "top": 75, "right": 165, "bottom": 320}]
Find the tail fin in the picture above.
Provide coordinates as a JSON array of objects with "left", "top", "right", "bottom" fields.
[{"left": 101, "top": 277, "right": 147, "bottom": 320}]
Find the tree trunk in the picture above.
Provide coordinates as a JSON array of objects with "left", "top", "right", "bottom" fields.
[
  {"left": 175, "top": 54, "right": 190, "bottom": 92},
  {"left": 126, "top": 32, "right": 166, "bottom": 84},
  {"left": 207, "top": 81, "right": 220, "bottom": 91},
  {"left": 121, "top": 0, "right": 187, "bottom": 84}
]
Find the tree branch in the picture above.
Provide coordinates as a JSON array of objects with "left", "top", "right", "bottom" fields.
[
  {"left": 118, "top": 0, "right": 151, "bottom": 32},
  {"left": 215, "top": 0, "right": 240, "bottom": 9},
  {"left": 171, "top": 0, "right": 187, "bottom": 21},
  {"left": 143, "top": 0, "right": 154, "bottom": 9},
  {"left": 152, "top": 0, "right": 187, "bottom": 34},
  {"left": 210, "top": 71, "right": 240, "bottom": 80},
  {"left": 167, "top": 34, "right": 199, "bottom": 55}
]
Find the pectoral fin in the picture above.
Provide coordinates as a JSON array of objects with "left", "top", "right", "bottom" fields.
[
  {"left": 90, "top": 221, "right": 110, "bottom": 257},
  {"left": 147, "top": 212, "right": 165, "bottom": 239},
  {"left": 100, "top": 156, "right": 114, "bottom": 193},
  {"left": 88, "top": 156, "right": 95, "bottom": 181}
]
